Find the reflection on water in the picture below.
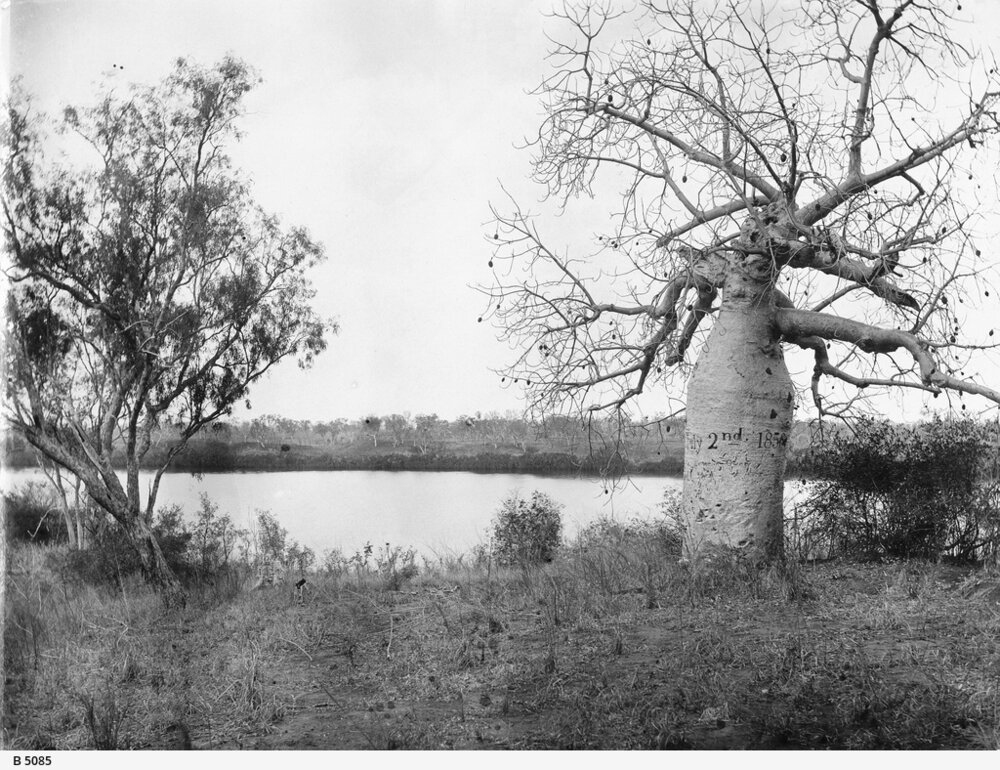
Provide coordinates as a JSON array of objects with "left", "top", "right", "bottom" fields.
[{"left": 1, "top": 469, "right": 682, "bottom": 556}]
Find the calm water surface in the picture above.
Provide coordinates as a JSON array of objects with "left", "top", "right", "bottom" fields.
[{"left": 2, "top": 469, "right": 682, "bottom": 556}]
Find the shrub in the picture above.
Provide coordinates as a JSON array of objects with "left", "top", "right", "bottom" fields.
[
  {"left": 153, "top": 504, "right": 195, "bottom": 573},
  {"left": 798, "top": 416, "right": 1000, "bottom": 561},
  {"left": 3, "top": 483, "right": 62, "bottom": 544},
  {"left": 576, "top": 489, "right": 683, "bottom": 557},
  {"left": 190, "top": 493, "right": 246, "bottom": 575},
  {"left": 250, "top": 510, "right": 288, "bottom": 565},
  {"left": 348, "top": 542, "right": 374, "bottom": 576},
  {"left": 572, "top": 490, "right": 683, "bottom": 603},
  {"left": 321, "top": 547, "right": 349, "bottom": 577},
  {"left": 285, "top": 542, "right": 316, "bottom": 574},
  {"left": 375, "top": 543, "right": 419, "bottom": 590},
  {"left": 491, "top": 490, "right": 563, "bottom": 566},
  {"left": 59, "top": 504, "right": 197, "bottom": 586}
]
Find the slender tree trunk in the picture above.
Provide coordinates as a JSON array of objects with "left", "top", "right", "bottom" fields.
[
  {"left": 76, "top": 513, "right": 87, "bottom": 550},
  {"left": 36, "top": 457, "right": 80, "bottom": 548},
  {"left": 72, "top": 481, "right": 87, "bottom": 549},
  {"left": 59, "top": 503, "right": 78, "bottom": 549},
  {"left": 682, "top": 268, "right": 794, "bottom": 563}
]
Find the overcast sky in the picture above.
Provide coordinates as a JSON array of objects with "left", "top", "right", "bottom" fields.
[
  {"left": 6, "top": 0, "right": 558, "bottom": 422},
  {"left": 6, "top": 0, "right": 1000, "bottom": 424}
]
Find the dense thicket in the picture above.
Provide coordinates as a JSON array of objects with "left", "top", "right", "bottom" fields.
[{"left": 797, "top": 417, "right": 1000, "bottom": 562}]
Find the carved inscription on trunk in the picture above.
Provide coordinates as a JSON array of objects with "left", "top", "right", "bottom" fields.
[{"left": 682, "top": 289, "right": 793, "bottom": 561}]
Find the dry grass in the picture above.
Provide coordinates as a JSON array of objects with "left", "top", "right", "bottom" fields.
[
  {"left": 5, "top": 534, "right": 1000, "bottom": 749},
  {"left": 3, "top": 544, "right": 294, "bottom": 748}
]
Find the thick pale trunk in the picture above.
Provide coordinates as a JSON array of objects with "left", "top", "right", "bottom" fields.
[{"left": 682, "top": 273, "right": 793, "bottom": 563}]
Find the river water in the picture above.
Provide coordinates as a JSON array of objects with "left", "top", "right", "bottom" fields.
[{"left": 1, "top": 468, "right": 683, "bottom": 557}]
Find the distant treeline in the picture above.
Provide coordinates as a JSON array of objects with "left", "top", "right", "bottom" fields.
[
  {"left": 162, "top": 445, "right": 687, "bottom": 476},
  {"left": 4, "top": 410, "right": 826, "bottom": 477}
]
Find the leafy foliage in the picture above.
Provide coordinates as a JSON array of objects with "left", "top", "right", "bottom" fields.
[
  {"left": 285, "top": 541, "right": 317, "bottom": 574},
  {"left": 3, "top": 482, "right": 62, "bottom": 544},
  {"left": 250, "top": 511, "right": 288, "bottom": 565},
  {"left": 52, "top": 498, "right": 294, "bottom": 588},
  {"left": 60, "top": 505, "right": 194, "bottom": 587},
  {"left": 375, "top": 543, "right": 419, "bottom": 590},
  {"left": 242, "top": 509, "right": 314, "bottom": 573},
  {"left": 491, "top": 490, "right": 563, "bottom": 566},
  {"left": 191, "top": 493, "right": 246, "bottom": 573},
  {"left": 799, "top": 417, "right": 1000, "bottom": 561},
  {"left": 3, "top": 57, "right": 331, "bottom": 587}
]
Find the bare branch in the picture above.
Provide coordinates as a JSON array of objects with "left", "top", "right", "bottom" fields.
[{"left": 776, "top": 308, "right": 1000, "bottom": 404}]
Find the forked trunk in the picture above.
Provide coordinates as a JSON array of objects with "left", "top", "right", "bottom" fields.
[
  {"left": 682, "top": 270, "right": 793, "bottom": 563},
  {"left": 21, "top": 426, "right": 184, "bottom": 600},
  {"left": 121, "top": 513, "right": 186, "bottom": 606}
]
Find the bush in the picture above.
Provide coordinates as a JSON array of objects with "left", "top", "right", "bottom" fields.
[
  {"left": 285, "top": 542, "right": 316, "bottom": 574},
  {"left": 321, "top": 547, "right": 349, "bottom": 577},
  {"left": 3, "top": 483, "right": 62, "bottom": 544},
  {"left": 60, "top": 504, "right": 197, "bottom": 586},
  {"left": 190, "top": 493, "right": 246, "bottom": 575},
  {"left": 576, "top": 489, "right": 683, "bottom": 557},
  {"left": 376, "top": 543, "right": 419, "bottom": 590},
  {"left": 249, "top": 510, "right": 287, "bottom": 565},
  {"left": 491, "top": 490, "right": 563, "bottom": 566},
  {"left": 798, "top": 416, "right": 1000, "bottom": 562},
  {"left": 153, "top": 504, "right": 195, "bottom": 573}
]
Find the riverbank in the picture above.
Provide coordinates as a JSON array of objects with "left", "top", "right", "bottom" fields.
[
  {"left": 3, "top": 441, "right": 821, "bottom": 477},
  {"left": 6, "top": 540, "right": 999, "bottom": 749},
  {"left": 2, "top": 444, "right": 686, "bottom": 475}
]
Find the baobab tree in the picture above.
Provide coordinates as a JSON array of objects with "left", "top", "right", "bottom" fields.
[
  {"left": 3, "top": 57, "right": 331, "bottom": 598},
  {"left": 483, "top": 1, "right": 1000, "bottom": 562}
]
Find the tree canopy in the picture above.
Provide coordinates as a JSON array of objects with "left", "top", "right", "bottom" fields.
[
  {"left": 3, "top": 56, "right": 332, "bottom": 589},
  {"left": 484, "top": 0, "right": 1000, "bottom": 423}
]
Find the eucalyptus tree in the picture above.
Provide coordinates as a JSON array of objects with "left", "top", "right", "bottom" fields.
[
  {"left": 3, "top": 57, "right": 331, "bottom": 597},
  {"left": 484, "top": 1, "right": 1000, "bottom": 562}
]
